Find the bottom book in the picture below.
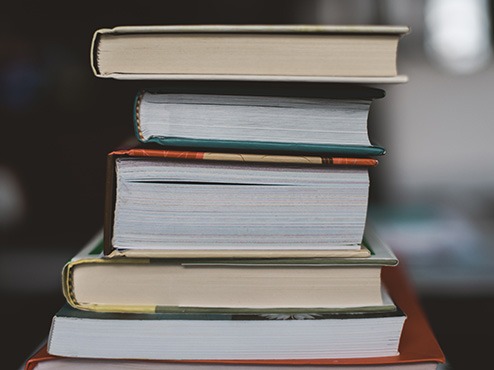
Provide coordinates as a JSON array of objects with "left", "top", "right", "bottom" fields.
[
  {"left": 25, "top": 344, "right": 443, "bottom": 370},
  {"left": 27, "top": 264, "right": 444, "bottom": 368}
]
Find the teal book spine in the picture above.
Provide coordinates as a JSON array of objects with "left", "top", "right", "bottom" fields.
[{"left": 135, "top": 136, "right": 386, "bottom": 157}]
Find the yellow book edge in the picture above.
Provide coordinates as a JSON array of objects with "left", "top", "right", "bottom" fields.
[{"left": 62, "top": 257, "right": 155, "bottom": 314}]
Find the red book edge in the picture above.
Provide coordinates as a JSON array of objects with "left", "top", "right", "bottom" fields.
[
  {"left": 109, "top": 148, "right": 379, "bottom": 167},
  {"left": 25, "top": 263, "right": 445, "bottom": 368}
]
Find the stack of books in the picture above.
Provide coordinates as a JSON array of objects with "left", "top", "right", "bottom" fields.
[{"left": 23, "top": 25, "right": 445, "bottom": 370}]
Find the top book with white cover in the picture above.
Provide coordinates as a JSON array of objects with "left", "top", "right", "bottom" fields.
[{"left": 91, "top": 24, "right": 409, "bottom": 82}]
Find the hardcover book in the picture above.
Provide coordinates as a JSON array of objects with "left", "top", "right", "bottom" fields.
[
  {"left": 104, "top": 148, "right": 377, "bottom": 255},
  {"left": 133, "top": 82, "right": 386, "bottom": 156},
  {"left": 90, "top": 24, "right": 409, "bottom": 83},
  {"left": 62, "top": 228, "right": 397, "bottom": 314},
  {"left": 24, "top": 348, "right": 446, "bottom": 370}
]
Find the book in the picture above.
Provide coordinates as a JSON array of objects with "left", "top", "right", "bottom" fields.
[
  {"left": 133, "top": 82, "right": 386, "bottom": 156},
  {"left": 90, "top": 24, "right": 409, "bottom": 83},
  {"left": 104, "top": 148, "right": 376, "bottom": 255},
  {"left": 45, "top": 263, "right": 445, "bottom": 364},
  {"left": 47, "top": 305, "right": 406, "bottom": 361},
  {"left": 62, "top": 228, "right": 397, "bottom": 314},
  {"left": 24, "top": 344, "right": 444, "bottom": 370}
]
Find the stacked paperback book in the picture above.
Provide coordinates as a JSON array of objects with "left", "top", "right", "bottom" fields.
[{"left": 23, "top": 25, "right": 445, "bottom": 369}]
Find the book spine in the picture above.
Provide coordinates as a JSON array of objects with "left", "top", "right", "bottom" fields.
[
  {"left": 90, "top": 28, "right": 108, "bottom": 77},
  {"left": 139, "top": 137, "right": 386, "bottom": 157},
  {"left": 103, "top": 154, "right": 117, "bottom": 255}
]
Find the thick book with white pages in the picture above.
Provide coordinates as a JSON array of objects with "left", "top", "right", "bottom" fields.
[{"left": 105, "top": 149, "right": 376, "bottom": 255}]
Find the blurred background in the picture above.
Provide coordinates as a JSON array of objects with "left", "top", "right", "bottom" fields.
[{"left": 2, "top": 1, "right": 493, "bottom": 369}]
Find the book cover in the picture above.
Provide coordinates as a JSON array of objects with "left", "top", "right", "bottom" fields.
[
  {"left": 131, "top": 139, "right": 386, "bottom": 157},
  {"left": 90, "top": 24, "right": 409, "bottom": 82},
  {"left": 62, "top": 228, "right": 398, "bottom": 314},
  {"left": 25, "top": 344, "right": 444, "bottom": 369}
]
